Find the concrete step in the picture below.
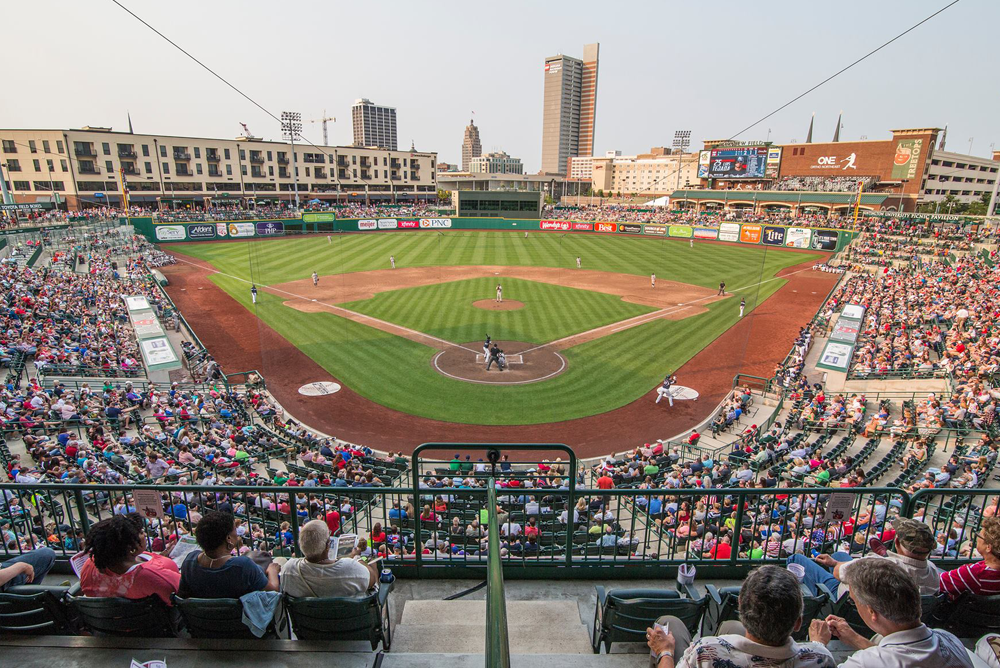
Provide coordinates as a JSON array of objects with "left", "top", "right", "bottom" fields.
[
  {"left": 400, "top": 599, "right": 582, "bottom": 626},
  {"left": 394, "top": 600, "right": 592, "bottom": 654}
]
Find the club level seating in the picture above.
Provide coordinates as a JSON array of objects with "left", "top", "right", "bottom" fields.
[{"left": 1, "top": 582, "right": 393, "bottom": 649}]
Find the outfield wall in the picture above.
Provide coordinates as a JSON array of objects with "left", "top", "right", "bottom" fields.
[{"left": 131, "top": 215, "right": 858, "bottom": 251}]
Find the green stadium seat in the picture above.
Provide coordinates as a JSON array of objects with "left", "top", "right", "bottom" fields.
[
  {"left": 703, "top": 583, "right": 831, "bottom": 640},
  {"left": 834, "top": 591, "right": 946, "bottom": 637},
  {"left": 942, "top": 592, "right": 1000, "bottom": 639},
  {"left": 591, "top": 584, "right": 708, "bottom": 654},
  {"left": 66, "top": 591, "right": 176, "bottom": 638},
  {"left": 0, "top": 587, "right": 72, "bottom": 635},
  {"left": 173, "top": 595, "right": 275, "bottom": 638},
  {"left": 285, "top": 582, "right": 393, "bottom": 650}
]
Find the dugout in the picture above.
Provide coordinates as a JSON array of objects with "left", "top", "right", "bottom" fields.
[{"left": 455, "top": 190, "right": 542, "bottom": 219}]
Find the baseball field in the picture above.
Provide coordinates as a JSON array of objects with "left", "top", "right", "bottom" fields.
[{"left": 163, "top": 231, "right": 822, "bottom": 429}]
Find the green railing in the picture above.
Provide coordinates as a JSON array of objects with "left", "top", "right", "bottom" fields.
[
  {"left": 3, "top": 469, "right": 995, "bottom": 578},
  {"left": 25, "top": 243, "right": 44, "bottom": 267},
  {"left": 485, "top": 477, "right": 511, "bottom": 667}
]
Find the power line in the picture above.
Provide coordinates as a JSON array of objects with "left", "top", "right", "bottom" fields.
[
  {"left": 727, "top": 0, "right": 961, "bottom": 141},
  {"left": 619, "top": 0, "right": 961, "bottom": 200},
  {"left": 111, "top": 0, "right": 338, "bottom": 159}
]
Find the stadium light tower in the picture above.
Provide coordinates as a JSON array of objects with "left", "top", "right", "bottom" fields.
[
  {"left": 281, "top": 111, "right": 303, "bottom": 209},
  {"left": 673, "top": 130, "right": 692, "bottom": 193}
]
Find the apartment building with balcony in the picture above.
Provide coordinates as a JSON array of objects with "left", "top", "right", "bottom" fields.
[{"left": 0, "top": 126, "right": 438, "bottom": 208}]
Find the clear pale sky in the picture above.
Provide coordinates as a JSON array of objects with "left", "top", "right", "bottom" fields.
[{"left": 2, "top": 0, "right": 995, "bottom": 170}]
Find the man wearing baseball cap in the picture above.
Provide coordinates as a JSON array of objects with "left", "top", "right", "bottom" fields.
[{"left": 788, "top": 518, "right": 941, "bottom": 599}]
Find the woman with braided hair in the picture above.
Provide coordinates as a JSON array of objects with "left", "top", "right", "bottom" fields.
[{"left": 78, "top": 513, "right": 180, "bottom": 604}]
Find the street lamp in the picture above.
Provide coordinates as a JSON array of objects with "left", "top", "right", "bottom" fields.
[
  {"left": 672, "top": 130, "right": 692, "bottom": 195},
  {"left": 281, "top": 111, "right": 303, "bottom": 209}
]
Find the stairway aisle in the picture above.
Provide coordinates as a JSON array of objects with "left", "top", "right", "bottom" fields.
[{"left": 391, "top": 599, "right": 648, "bottom": 665}]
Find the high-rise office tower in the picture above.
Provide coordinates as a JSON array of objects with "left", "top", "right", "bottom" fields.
[
  {"left": 352, "top": 98, "right": 397, "bottom": 150},
  {"left": 541, "top": 43, "right": 599, "bottom": 175},
  {"left": 461, "top": 119, "right": 482, "bottom": 172}
]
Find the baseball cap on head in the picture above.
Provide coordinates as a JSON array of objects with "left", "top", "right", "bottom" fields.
[{"left": 891, "top": 518, "right": 935, "bottom": 556}]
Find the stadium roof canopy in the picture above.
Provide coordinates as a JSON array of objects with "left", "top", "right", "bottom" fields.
[{"left": 670, "top": 190, "right": 889, "bottom": 205}]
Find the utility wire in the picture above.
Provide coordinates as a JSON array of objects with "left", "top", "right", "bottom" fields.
[
  {"left": 727, "top": 0, "right": 961, "bottom": 140},
  {"left": 624, "top": 0, "right": 961, "bottom": 198},
  {"left": 111, "top": 0, "right": 339, "bottom": 158}
]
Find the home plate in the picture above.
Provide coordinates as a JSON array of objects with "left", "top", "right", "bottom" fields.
[{"left": 299, "top": 381, "right": 341, "bottom": 396}]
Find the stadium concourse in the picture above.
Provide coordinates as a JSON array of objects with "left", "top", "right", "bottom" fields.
[{"left": 1, "top": 210, "right": 1000, "bottom": 667}]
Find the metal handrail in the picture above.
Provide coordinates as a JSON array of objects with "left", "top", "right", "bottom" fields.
[{"left": 485, "top": 477, "right": 511, "bottom": 667}]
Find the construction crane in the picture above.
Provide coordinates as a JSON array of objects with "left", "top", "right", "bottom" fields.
[
  {"left": 239, "top": 122, "right": 255, "bottom": 139},
  {"left": 308, "top": 111, "right": 336, "bottom": 146}
]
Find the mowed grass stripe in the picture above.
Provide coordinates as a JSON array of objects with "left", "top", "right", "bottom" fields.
[{"left": 341, "top": 277, "right": 654, "bottom": 344}]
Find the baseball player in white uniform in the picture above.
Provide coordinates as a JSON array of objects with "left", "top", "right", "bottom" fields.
[
  {"left": 495, "top": 284, "right": 503, "bottom": 303},
  {"left": 655, "top": 374, "right": 677, "bottom": 406},
  {"left": 651, "top": 273, "right": 656, "bottom": 288},
  {"left": 740, "top": 298, "right": 746, "bottom": 318},
  {"left": 576, "top": 256, "right": 582, "bottom": 269},
  {"left": 390, "top": 255, "right": 396, "bottom": 269},
  {"left": 312, "top": 271, "right": 319, "bottom": 286}
]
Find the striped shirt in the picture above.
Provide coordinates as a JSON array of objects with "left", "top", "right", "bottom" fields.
[{"left": 940, "top": 561, "right": 1000, "bottom": 599}]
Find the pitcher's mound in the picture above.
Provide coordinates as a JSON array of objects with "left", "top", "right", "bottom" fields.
[
  {"left": 472, "top": 299, "right": 524, "bottom": 311},
  {"left": 433, "top": 341, "right": 566, "bottom": 385}
]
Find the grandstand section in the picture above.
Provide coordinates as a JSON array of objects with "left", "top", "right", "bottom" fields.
[{"left": 1, "top": 210, "right": 999, "bottom": 667}]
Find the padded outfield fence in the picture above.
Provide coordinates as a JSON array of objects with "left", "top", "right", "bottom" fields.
[
  {"left": 1, "top": 444, "right": 996, "bottom": 579},
  {"left": 129, "top": 215, "right": 860, "bottom": 252}
]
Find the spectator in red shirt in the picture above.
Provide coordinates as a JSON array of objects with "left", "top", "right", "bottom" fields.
[
  {"left": 708, "top": 535, "right": 732, "bottom": 559},
  {"left": 325, "top": 508, "right": 341, "bottom": 535},
  {"left": 940, "top": 515, "right": 1000, "bottom": 599},
  {"left": 596, "top": 473, "right": 615, "bottom": 489}
]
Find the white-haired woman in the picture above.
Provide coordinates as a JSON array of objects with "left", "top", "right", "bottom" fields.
[{"left": 279, "top": 520, "right": 377, "bottom": 598}]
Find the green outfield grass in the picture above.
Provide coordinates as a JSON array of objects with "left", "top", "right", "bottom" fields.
[
  {"left": 341, "top": 277, "right": 654, "bottom": 345},
  {"left": 165, "top": 232, "right": 818, "bottom": 425}
]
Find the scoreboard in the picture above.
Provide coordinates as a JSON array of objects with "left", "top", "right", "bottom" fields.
[{"left": 702, "top": 146, "right": 769, "bottom": 179}]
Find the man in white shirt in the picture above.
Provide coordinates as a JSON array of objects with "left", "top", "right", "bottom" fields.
[
  {"left": 500, "top": 520, "right": 522, "bottom": 538},
  {"left": 789, "top": 518, "right": 941, "bottom": 598},
  {"left": 808, "top": 558, "right": 971, "bottom": 667},
  {"left": 646, "top": 566, "right": 836, "bottom": 667}
]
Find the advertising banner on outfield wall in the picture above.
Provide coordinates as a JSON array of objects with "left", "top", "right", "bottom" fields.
[
  {"left": 668, "top": 225, "right": 693, "bottom": 238},
  {"left": 618, "top": 223, "right": 642, "bottom": 234},
  {"left": 399, "top": 220, "right": 419, "bottom": 228},
  {"left": 761, "top": 226, "right": 786, "bottom": 246},
  {"left": 303, "top": 212, "right": 336, "bottom": 223},
  {"left": 378, "top": 219, "right": 398, "bottom": 229},
  {"left": 784, "top": 227, "right": 812, "bottom": 248},
  {"left": 811, "top": 230, "right": 838, "bottom": 250},
  {"left": 572, "top": 222, "right": 593, "bottom": 231},
  {"left": 595, "top": 222, "right": 617, "bottom": 233},
  {"left": 419, "top": 218, "right": 452, "bottom": 228},
  {"left": 694, "top": 228, "right": 719, "bottom": 240},
  {"left": 154, "top": 225, "right": 186, "bottom": 241},
  {"left": 358, "top": 220, "right": 378, "bottom": 230},
  {"left": 740, "top": 224, "right": 762, "bottom": 244},
  {"left": 540, "top": 220, "right": 571, "bottom": 231},
  {"left": 187, "top": 224, "right": 216, "bottom": 240},
  {"left": 643, "top": 224, "right": 666, "bottom": 236},
  {"left": 215, "top": 223, "right": 228, "bottom": 237},
  {"left": 228, "top": 222, "right": 255, "bottom": 238},
  {"left": 255, "top": 221, "right": 284, "bottom": 236},
  {"left": 719, "top": 222, "right": 740, "bottom": 242}
]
